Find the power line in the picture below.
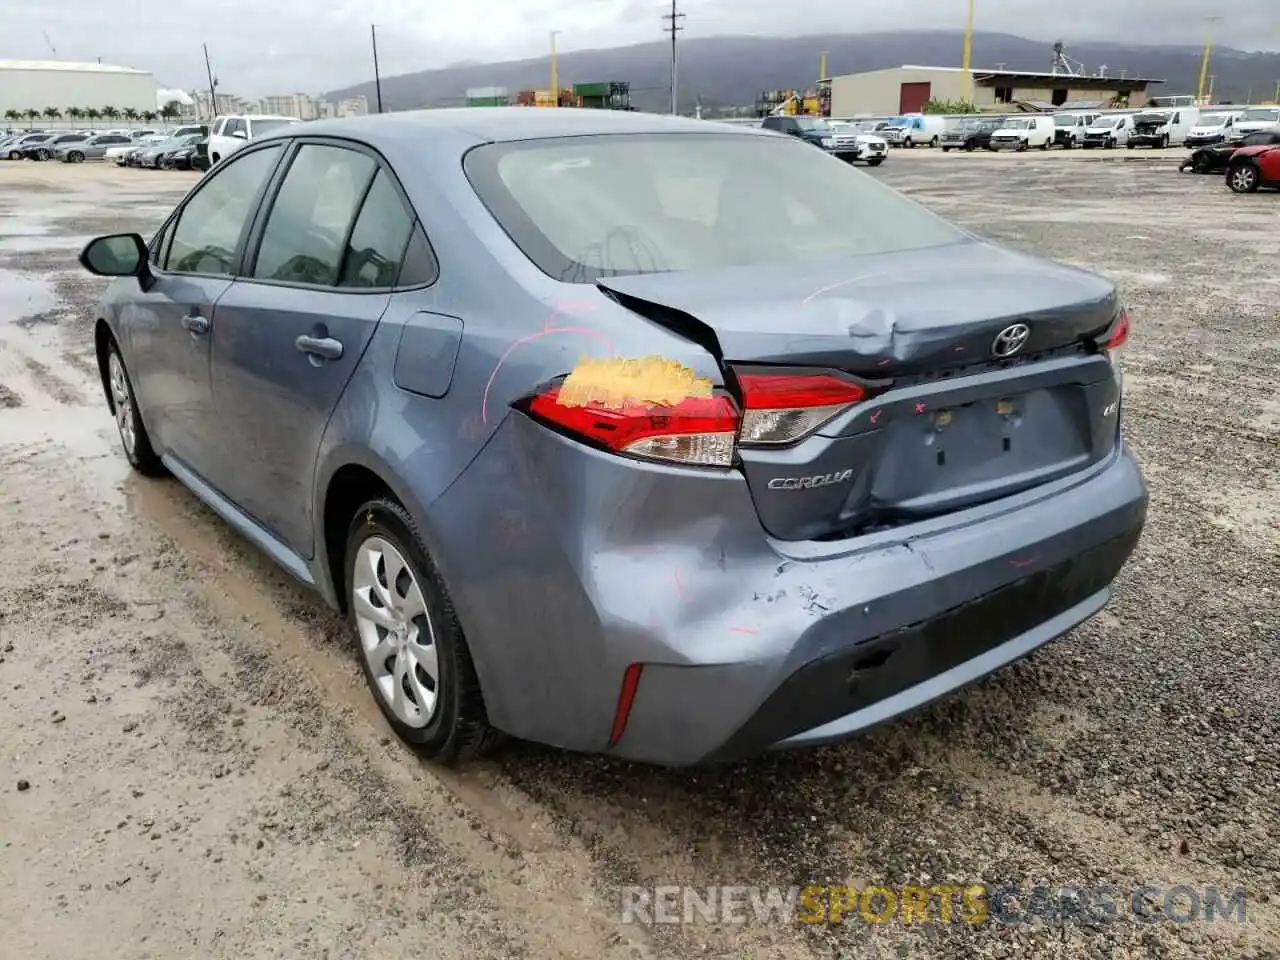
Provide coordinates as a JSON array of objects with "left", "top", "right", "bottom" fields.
[{"left": 660, "top": 0, "right": 685, "bottom": 115}]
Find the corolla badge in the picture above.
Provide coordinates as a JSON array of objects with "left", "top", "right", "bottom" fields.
[
  {"left": 767, "top": 469, "right": 854, "bottom": 491},
  {"left": 991, "top": 323, "right": 1031, "bottom": 358}
]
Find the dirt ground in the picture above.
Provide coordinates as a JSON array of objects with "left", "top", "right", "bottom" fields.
[{"left": 0, "top": 154, "right": 1276, "bottom": 960}]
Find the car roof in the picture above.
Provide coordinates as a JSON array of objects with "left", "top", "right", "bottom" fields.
[{"left": 256, "top": 107, "right": 770, "bottom": 150}]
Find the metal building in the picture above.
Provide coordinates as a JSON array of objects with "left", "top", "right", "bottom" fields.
[
  {"left": 0, "top": 60, "right": 158, "bottom": 119},
  {"left": 830, "top": 65, "right": 1164, "bottom": 117}
]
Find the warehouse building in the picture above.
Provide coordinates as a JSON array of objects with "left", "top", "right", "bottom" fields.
[
  {"left": 0, "top": 60, "right": 158, "bottom": 119},
  {"left": 830, "top": 65, "right": 1164, "bottom": 117}
]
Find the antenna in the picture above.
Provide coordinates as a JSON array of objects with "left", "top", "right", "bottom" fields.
[{"left": 661, "top": 0, "right": 685, "bottom": 115}]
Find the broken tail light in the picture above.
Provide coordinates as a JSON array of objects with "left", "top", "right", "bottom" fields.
[
  {"left": 1104, "top": 308, "right": 1130, "bottom": 363},
  {"left": 736, "top": 372, "right": 872, "bottom": 446},
  {"left": 527, "top": 385, "right": 739, "bottom": 467}
]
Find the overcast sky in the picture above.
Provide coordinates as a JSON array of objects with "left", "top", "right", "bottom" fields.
[{"left": 1, "top": 0, "right": 1275, "bottom": 98}]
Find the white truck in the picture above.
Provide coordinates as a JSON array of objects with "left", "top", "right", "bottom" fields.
[
  {"left": 206, "top": 114, "right": 299, "bottom": 166},
  {"left": 988, "top": 115, "right": 1055, "bottom": 151}
]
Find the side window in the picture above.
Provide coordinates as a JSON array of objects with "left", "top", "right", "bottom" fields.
[
  {"left": 396, "top": 225, "right": 439, "bottom": 287},
  {"left": 165, "top": 145, "right": 282, "bottom": 276},
  {"left": 338, "top": 170, "right": 416, "bottom": 288},
  {"left": 150, "top": 222, "right": 170, "bottom": 267},
  {"left": 1172, "top": 113, "right": 1181, "bottom": 123},
  {"left": 252, "top": 144, "right": 375, "bottom": 286},
  {"left": 212, "top": 118, "right": 225, "bottom": 136},
  {"left": 227, "top": 119, "right": 248, "bottom": 137}
]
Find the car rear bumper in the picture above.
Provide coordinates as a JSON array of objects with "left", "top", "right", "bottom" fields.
[{"left": 428, "top": 411, "right": 1147, "bottom": 766}]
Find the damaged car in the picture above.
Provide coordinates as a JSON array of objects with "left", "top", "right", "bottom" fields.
[{"left": 76, "top": 109, "right": 1148, "bottom": 766}]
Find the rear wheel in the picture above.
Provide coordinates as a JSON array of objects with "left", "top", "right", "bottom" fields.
[
  {"left": 106, "top": 343, "right": 163, "bottom": 475},
  {"left": 68, "top": 150, "right": 84, "bottom": 163},
  {"left": 1227, "top": 162, "right": 1260, "bottom": 193},
  {"left": 929, "top": 135, "right": 939, "bottom": 147},
  {"left": 1040, "top": 138, "right": 1050, "bottom": 150},
  {"left": 941, "top": 146, "right": 951, "bottom": 152},
  {"left": 345, "top": 498, "right": 498, "bottom": 763},
  {"left": 1193, "top": 153, "right": 1213, "bottom": 174}
]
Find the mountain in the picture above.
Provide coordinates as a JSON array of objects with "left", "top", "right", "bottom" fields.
[{"left": 325, "top": 31, "right": 1280, "bottom": 113}]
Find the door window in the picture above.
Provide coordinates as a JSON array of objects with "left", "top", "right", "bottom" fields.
[
  {"left": 338, "top": 170, "right": 416, "bottom": 288},
  {"left": 212, "top": 118, "right": 226, "bottom": 136},
  {"left": 252, "top": 144, "right": 376, "bottom": 286},
  {"left": 164, "top": 145, "right": 283, "bottom": 276},
  {"left": 225, "top": 118, "right": 248, "bottom": 137}
]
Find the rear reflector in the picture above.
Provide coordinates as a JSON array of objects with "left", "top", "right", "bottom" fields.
[
  {"left": 736, "top": 373, "right": 869, "bottom": 446},
  {"left": 528, "top": 385, "right": 739, "bottom": 467},
  {"left": 608, "top": 663, "right": 644, "bottom": 746}
]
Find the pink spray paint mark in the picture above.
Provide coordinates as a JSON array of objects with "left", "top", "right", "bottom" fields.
[
  {"left": 479, "top": 302, "right": 614, "bottom": 425},
  {"left": 869, "top": 409, "right": 882, "bottom": 425},
  {"left": 915, "top": 402, "right": 927, "bottom": 414},
  {"left": 729, "top": 626, "right": 760, "bottom": 635},
  {"left": 673, "top": 570, "right": 690, "bottom": 602},
  {"left": 1009, "top": 555, "right": 1040, "bottom": 569}
]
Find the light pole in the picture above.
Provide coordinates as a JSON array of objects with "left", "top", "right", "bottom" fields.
[
  {"left": 960, "top": 0, "right": 976, "bottom": 103},
  {"left": 550, "top": 31, "right": 561, "bottom": 107},
  {"left": 1197, "top": 17, "right": 1221, "bottom": 105}
]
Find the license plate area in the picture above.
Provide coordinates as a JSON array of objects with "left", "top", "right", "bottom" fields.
[{"left": 867, "top": 386, "right": 1092, "bottom": 516}]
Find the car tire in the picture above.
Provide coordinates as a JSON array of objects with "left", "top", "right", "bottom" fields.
[
  {"left": 1040, "top": 139, "right": 1050, "bottom": 150},
  {"left": 1160, "top": 134, "right": 1169, "bottom": 149},
  {"left": 69, "top": 150, "right": 84, "bottom": 163},
  {"left": 1193, "top": 153, "right": 1213, "bottom": 174},
  {"left": 866, "top": 157, "right": 884, "bottom": 166},
  {"left": 929, "top": 135, "right": 939, "bottom": 147},
  {"left": 1107, "top": 137, "right": 1116, "bottom": 149},
  {"left": 1227, "top": 162, "right": 1260, "bottom": 193},
  {"left": 7, "top": 151, "right": 20, "bottom": 160},
  {"left": 37, "top": 149, "right": 49, "bottom": 160},
  {"left": 941, "top": 146, "right": 951, "bottom": 152},
  {"left": 106, "top": 341, "right": 164, "bottom": 476},
  {"left": 344, "top": 497, "right": 499, "bottom": 764}
]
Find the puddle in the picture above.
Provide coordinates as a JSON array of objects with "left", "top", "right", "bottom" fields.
[{"left": 0, "top": 269, "right": 58, "bottom": 322}]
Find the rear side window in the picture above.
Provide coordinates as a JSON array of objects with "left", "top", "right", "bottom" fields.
[
  {"left": 253, "top": 144, "right": 376, "bottom": 285},
  {"left": 165, "top": 145, "right": 282, "bottom": 276},
  {"left": 338, "top": 170, "right": 415, "bottom": 288},
  {"left": 464, "top": 133, "right": 965, "bottom": 283}
]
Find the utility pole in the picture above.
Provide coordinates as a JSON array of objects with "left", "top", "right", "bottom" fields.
[
  {"left": 202, "top": 43, "right": 218, "bottom": 120},
  {"left": 550, "top": 31, "right": 560, "bottom": 107},
  {"left": 371, "top": 25, "right": 384, "bottom": 113},
  {"left": 960, "top": 0, "right": 976, "bottom": 103},
  {"left": 1197, "top": 16, "right": 1221, "bottom": 105},
  {"left": 661, "top": 0, "right": 685, "bottom": 115}
]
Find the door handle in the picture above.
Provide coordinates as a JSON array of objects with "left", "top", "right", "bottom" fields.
[
  {"left": 183, "top": 313, "right": 210, "bottom": 334},
  {"left": 295, "top": 334, "right": 344, "bottom": 361}
]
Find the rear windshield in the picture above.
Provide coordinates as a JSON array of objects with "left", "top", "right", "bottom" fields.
[
  {"left": 1240, "top": 108, "right": 1280, "bottom": 123},
  {"left": 464, "top": 133, "right": 967, "bottom": 283}
]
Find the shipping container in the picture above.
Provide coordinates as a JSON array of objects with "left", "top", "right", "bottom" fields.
[
  {"left": 466, "top": 96, "right": 508, "bottom": 107},
  {"left": 573, "top": 81, "right": 611, "bottom": 98},
  {"left": 465, "top": 86, "right": 508, "bottom": 99}
]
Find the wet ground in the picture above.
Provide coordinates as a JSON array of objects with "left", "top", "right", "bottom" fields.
[{"left": 0, "top": 155, "right": 1277, "bottom": 960}]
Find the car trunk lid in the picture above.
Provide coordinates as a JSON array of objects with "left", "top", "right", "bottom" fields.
[{"left": 597, "top": 242, "right": 1124, "bottom": 540}]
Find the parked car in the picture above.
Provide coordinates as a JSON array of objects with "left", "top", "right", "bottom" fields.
[
  {"left": 55, "top": 132, "right": 135, "bottom": 163},
  {"left": 3, "top": 132, "right": 52, "bottom": 159},
  {"left": 1228, "top": 106, "right": 1280, "bottom": 142},
  {"left": 1225, "top": 139, "right": 1280, "bottom": 193},
  {"left": 1183, "top": 111, "right": 1242, "bottom": 147},
  {"left": 115, "top": 134, "right": 169, "bottom": 165},
  {"left": 23, "top": 132, "right": 89, "bottom": 160},
  {"left": 1081, "top": 115, "right": 1135, "bottom": 149},
  {"left": 940, "top": 117, "right": 1004, "bottom": 152},
  {"left": 1180, "top": 130, "right": 1280, "bottom": 174},
  {"left": 132, "top": 136, "right": 191, "bottom": 169},
  {"left": 158, "top": 134, "right": 206, "bottom": 170},
  {"left": 205, "top": 114, "right": 298, "bottom": 166},
  {"left": 988, "top": 116, "right": 1055, "bottom": 151},
  {"left": 1128, "top": 108, "right": 1197, "bottom": 149},
  {"left": 825, "top": 121, "right": 888, "bottom": 165},
  {"left": 880, "top": 113, "right": 947, "bottom": 147},
  {"left": 1052, "top": 112, "right": 1101, "bottom": 148},
  {"left": 191, "top": 138, "right": 212, "bottom": 172},
  {"left": 76, "top": 109, "right": 1146, "bottom": 767}
]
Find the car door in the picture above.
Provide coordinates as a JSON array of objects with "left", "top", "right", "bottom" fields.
[
  {"left": 206, "top": 140, "right": 418, "bottom": 554},
  {"left": 124, "top": 142, "right": 286, "bottom": 473}
]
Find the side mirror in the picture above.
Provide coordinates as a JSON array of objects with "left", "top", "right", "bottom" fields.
[
  {"left": 230, "top": 130, "right": 248, "bottom": 140},
  {"left": 79, "top": 233, "right": 148, "bottom": 280}
]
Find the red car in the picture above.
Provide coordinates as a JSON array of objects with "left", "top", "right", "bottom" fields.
[{"left": 1226, "top": 141, "right": 1280, "bottom": 193}]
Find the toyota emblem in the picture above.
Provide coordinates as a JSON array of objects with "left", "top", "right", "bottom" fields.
[{"left": 991, "top": 323, "right": 1031, "bottom": 358}]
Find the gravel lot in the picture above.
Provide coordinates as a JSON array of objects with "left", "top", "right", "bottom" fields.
[{"left": 0, "top": 152, "right": 1276, "bottom": 960}]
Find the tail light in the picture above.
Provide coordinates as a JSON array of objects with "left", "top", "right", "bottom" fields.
[
  {"left": 527, "top": 385, "right": 739, "bottom": 467},
  {"left": 525, "top": 370, "right": 880, "bottom": 467},
  {"left": 1104, "top": 308, "right": 1130, "bottom": 362},
  {"left": 736, "top": 372, "right": 872, "bottom": 446}
]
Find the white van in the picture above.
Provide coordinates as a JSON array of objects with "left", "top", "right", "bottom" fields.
[
  {"left": 1127, "top": 107, "right": 1198, "bottom": 148},
  {"left": 1052, "top": 112, "right": 1102, "bottom": 148},
  {"left": 881, "top": 113, "right": 948, "bottom": 147},
  {"left": 1081, "top": 114, "right": 1135, "bottom": 149},
  {"left": 1183, "top": 110, "right": 1241, "bottom": 147},
  {"left": 988, "top": 115, "right": 1055, "bottom": 151},
  {"left": 206, "top": 114, "right": 300, "bottom": 166}
]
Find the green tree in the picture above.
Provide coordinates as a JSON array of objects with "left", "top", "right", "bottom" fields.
[
  {"left": 66, "top": 107, "right": 85, "bottom": 122},
  {"left": 160, "top": 101, "right": 182, "bottom": 120},
  {"left": 42, "top": 107, "right": 62, "bottom": 125},
  {"left": 101, "top": 105, "right": 120, "bottom": 121},
  {"left": 24, "top": 108, "right": 40, "bottom": 122},
  {"left": 122, "top": 107, "right": 140, "bottom": 121},
  {"left": 923, "top": 98, "right": 980, "bottom": 114},
  {"left": 141, "top": 110, "right": 158, "bottom": 124},
  {"left": 3, "top": 109, "right": 21, "bottom": 123}
]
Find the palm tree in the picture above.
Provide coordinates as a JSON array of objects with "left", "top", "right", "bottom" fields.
[
  {"left": 101, "top": 105, "right": 120, "bottom": 122},
  {"left": 67, "top": 107, "right": 85, "bottom": 123},
  {"left": 84, "top": 107, "right": 101, "bottom": 127},
  {"left": 122, "top": 107, "right": 140, "bottom": 122},
  {"left": 141, "top": 110, "right": 158, "bottom": 124},
  {"left": 160, "top": 101, "right": 182, "bottom": 121},
  {"left": 43, "top": 107, "right": 62, "bottom": 130},
  {"left": 24, "top": 109, "right": 40, "bottom": 123},
  {"left": 3, "top": 109, "right": 21, "bottom": 123}
]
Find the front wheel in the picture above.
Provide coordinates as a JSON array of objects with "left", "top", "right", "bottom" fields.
[
  {"left": 865, "top": 157, "right": 884, "bottom": 166},
  {"left": 68, "top": 151, "right": 84, "bottom": 163},
  {"left": 1227, "top": 162, "right": 1260, "bottom": 193},
  {"left": 7, "top": 150, "right": 20, "bottom": 160},
  {"left": 1193, "top": 153, "right": 1213, "bottom": 174},
  {"left": 1160, "top": 134, "right": 1169, "bottom": 149},
  {"left": 36, "top": 149, "right": 49, "bottom": 161},
  {"left": 941, "top": 146, "right": 951, "bottom": 152},
  {"left": 345, "top": 499, "right": 498, "bottom": 763},
  {"left": 929, "top": 135, "right": 939, "bottom": 147},
  {"left": 106, "top": 343, "right": 164, "bottom": 475}
]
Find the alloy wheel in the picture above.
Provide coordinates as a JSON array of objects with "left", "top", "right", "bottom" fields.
[
  {"left": 1229, "top": 165, "right": 1258, "bottom": 192},
  {"left": 352, "top": 536, "right": 439, "bottom": 728},
  {"left": 108, "top": 352, "right": 137, "bottom": 456}
]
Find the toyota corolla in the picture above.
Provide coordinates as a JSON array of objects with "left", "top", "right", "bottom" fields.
[{"left": 77, "top": 109, "right": 1147, "bottom": 766}]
